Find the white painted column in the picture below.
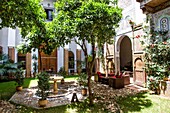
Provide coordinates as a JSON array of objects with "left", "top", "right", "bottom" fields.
[{"left": 104, "top": 43, "right": 108, "bottom": 77}]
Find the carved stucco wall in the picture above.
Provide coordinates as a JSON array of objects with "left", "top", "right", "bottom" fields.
[
  {"left": 114, "top": 0, "right": 144, "bottom": 73},
  {"left": 118, "top": 0, "right": 132, "bottom": 10},
  {"left": 117, "top": 0, "right": 134, "bottom": 33},
  {"left": 153, "top": 7, "right": 170, "bottom": 33}
]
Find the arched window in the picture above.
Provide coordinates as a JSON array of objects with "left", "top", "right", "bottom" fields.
[
  {"left": 0, "top": 46, "right": 2, "bottom": 55},
  {"left": 68, "top": 51, "right": 74, "bottom": 69},
  {"left": 160, "top": 17, "right": 169, "bottom": 32}
]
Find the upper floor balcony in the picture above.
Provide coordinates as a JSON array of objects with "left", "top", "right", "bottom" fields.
[{"left": 136, "top": 0, "right": 170, "bottom": 14}]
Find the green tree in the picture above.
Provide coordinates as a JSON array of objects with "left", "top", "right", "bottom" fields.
[
  {"left": 17, "top": 21, "right": 59, "bottom": 71},
  {"left": 0, "top": 0, "right": 46, "bottom": 37},
  {"left": 0, "top": 0, "right": 54, "bottom": 71},
  {"left": 52, "top": 0, "right": 122, "bottom": 105}
]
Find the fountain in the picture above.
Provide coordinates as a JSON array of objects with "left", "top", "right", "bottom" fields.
[{"left": 9, "top": 81, "right": 86, "bottom": 109}]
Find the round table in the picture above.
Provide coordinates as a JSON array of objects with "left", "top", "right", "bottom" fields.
[{"left": 50, "top": 76, "right": 63, "bottom": 94}]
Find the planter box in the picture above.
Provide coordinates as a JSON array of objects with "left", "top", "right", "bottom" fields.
[
  {"left": 123, "top": 75, "right": 130, "bottom": 85},
  {"left": 109, "top": 77, "right": 124, "bottom": 89},
  {"left": 160, "top": 81, "right": 170, "bottom": 97}
]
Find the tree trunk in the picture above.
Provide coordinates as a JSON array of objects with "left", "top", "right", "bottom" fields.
[
  {"left": 38, "top": 50, "right": 42, "bottom": 72},
  {"left": 84, "top": 54, "right": 93, "bottom": 105},
  {"left": 87, "top": 67, "right": 93, "bottom": 105}
]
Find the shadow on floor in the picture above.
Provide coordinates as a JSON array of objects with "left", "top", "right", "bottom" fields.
[{"left": 116, "top": 92, "right": 152, "bottom": 113}]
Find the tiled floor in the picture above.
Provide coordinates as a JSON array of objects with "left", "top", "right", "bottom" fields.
[
  {"left": 9, "top": 81, "right": 87, "bottom": 109},
  {"left": 9, "top": 79, "right": 148, "bottom": 109}
]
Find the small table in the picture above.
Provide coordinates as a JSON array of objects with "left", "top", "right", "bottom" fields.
[
  {"left": 50, "top": 76, "right": 63, "bottom": 94},
  {"left": 109, "top": 77, "right": 124, "bottom": 89},
  {"left": 101, "top": 77, "right": 109, "bottom": 85}
]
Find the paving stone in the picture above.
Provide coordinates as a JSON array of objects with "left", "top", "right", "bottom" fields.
[
  {"left": 0, "top": 100, "right": 17, "bottom": 113},
  {"left": 3, "top": 81, "right": 147, "bottom": 112},
  {"left": 9, "top": 81, "right": 86, "bottom": 109}
]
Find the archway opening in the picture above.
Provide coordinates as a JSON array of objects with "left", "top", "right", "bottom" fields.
[
  {"left": 68, "top": 51, "right": 74, "bottom": 74},
  {"left": 120, "top": 36, "right": 132, "bottom": 72}
]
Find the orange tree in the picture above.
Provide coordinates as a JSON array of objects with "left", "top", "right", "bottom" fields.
[
  {"left": 0, "top": 0, "right": 46, "bottom": 37},
  {"left": 51, "top": 0, "right": 122, "bottom": 105},
  {"left": 0, "top": 0, "right": 56, "bottom": 71}
]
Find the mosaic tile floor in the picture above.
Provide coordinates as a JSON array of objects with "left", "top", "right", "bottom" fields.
[{"left": 9, "top": 81, "right": 87, "bottom": 109}]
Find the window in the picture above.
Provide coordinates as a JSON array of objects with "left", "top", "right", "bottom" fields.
[
  {"left": 0, "top": 46, "right": 2, "bottom": 55},
  {"left": 45, "top": 9, "right": 53, "bottom": 21}
]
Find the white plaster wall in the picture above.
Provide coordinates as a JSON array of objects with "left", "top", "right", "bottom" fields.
[
  {"left": 57, "top": 47, "right": 64, "bottom": 72},
  {"left": 15, "top": 28, "right": 22, "bottom": 46},
  {"left": 0, "top": 27, "right": 19, "bottom": 63},
  {"left": 0, "top": 29, "right": 3, "bottom": 46},
  {"left": 8, "top": 28, "right": 16, "bottom": 47},
  {"left": 14, "top": 49, "right": 18, "bottom": 63},
  {"left": 116, "top": 0, "right": 146, "bottom": 51},
  {"left": 0, "top": 28, "right": 8, "bottom": 54},
  {"left": 134, "top": 1, "right": 146, "bottom": 25},
  {"left": 42, "top": 0, "right": 55, "bottom": 8},
  {"left": 117, "top": 0, "right": 146, "bottom": 36},
  {"left": 86, "top": 41, "right": 92, "bottom": 55}
]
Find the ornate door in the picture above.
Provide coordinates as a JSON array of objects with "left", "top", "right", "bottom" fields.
[
  {"left": 39, "top": 49, "right": 57, "bottom": 72},
  {"left": 134, "top": 57, "right": 146, "bottom": 87}
]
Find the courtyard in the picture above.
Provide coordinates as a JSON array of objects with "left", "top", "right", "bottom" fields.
[
  {"left": 0, "top": 76, "right": 170, "bottom": 113},
  {"left": 1, "top": 0, "right": 170, "bottom": 113}
]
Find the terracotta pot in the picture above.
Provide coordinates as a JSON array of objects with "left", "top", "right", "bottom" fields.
[
  {"left": 61, "top": 79, "right": 64, "bottom": 84},
  {"left": 38, "top": 99, "right": 48, "bottom": 107},
  {"left": 163, "top": 77, "right": 168, "bottom": 81},
  {"left": 16, "top": 86, "right": 23, "bottom": 91},
  {"left": 82, "top": 88, "right": 87, "bottom": 96},
  {"left": 155, "top": 88, "right": 160, "bottom": 95}
]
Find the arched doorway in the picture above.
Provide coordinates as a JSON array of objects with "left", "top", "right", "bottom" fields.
[
  {"left": 68, "top": 51, "right": 74, "bottom": 74},
  {"left": 119, "top": 36, "right": 132, "bottom": 72}
]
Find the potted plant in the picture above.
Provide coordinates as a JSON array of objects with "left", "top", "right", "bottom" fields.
[
  {"left": 0, "top": 54, "right": 19, "bottom": 81},
  {"left": 36, "top": 72, "right": 50, "bottom": 107},
  {"left": 15, "top": 68, "right": 24, "bottom": 91},
  {"left": 147, "top": 76, "right": 160, "bottom": 94},
  {"left": 77, "top": 73, "right": 88, "bottom": 96}
]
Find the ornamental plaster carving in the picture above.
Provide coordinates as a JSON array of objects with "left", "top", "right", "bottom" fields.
[
  {"left": 153, "top": 7, "right": 170, "bottom": 20},
  {"left": 152, "top": 7, "right": 170, "bottom": 32},
  {"left": 118, "top": 0, "right": 132, "bottom": 9}
]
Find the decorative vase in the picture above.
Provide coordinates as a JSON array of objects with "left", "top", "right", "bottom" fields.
[
  {"left": 16, "top": 86, "right": 23, "bottom": 91},
  {"left": 38, "top": 99, "right": 48, "bottom": 107},
  {"left": 61, "top": 79, "right": 64, "bottom": 84},
  {"left": 81, "top": 88, "right": 87, "bottom": 96},
  {"left": 155, "top": 88, "right": 160, "bottom": 95},
  {"left": 163, "top": 77, "right": 168, "bottom": 81}
]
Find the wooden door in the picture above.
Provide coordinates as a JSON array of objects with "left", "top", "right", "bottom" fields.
[
  {"left": 8, "top": 47, "right": 15, "bottom": 61},
  {"left": 134, "top": 58, "right": 146, "bottom": 87},
  {"left": 39, "top": 49, "right": 57, "bottom": 72}
]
